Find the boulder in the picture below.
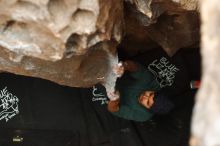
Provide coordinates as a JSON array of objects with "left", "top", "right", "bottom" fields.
[
  {"left": 0, "top": 0, "right": 201, "bottom": 88},
  {"left": 122, "top": 0, "right": 200, "bottom": 56},
  {"left": 0, "top": 0, "right": 123, "bottom": 87}
]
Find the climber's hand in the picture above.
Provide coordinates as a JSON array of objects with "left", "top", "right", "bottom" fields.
[
  {"left": 113, "top": 62, "right": 125, "bottom": 78},
  {"left": 107, "top": 90, "right": 120, "bottom": 101},
  {"left": 108, "top": 98, "right": 120, "bottom": 112}
]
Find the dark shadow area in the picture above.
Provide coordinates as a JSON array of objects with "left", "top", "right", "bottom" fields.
[{"left": 0, "top": 48, "right": 201, "bottom": 146}]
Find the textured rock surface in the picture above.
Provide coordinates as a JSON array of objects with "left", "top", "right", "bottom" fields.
[
  {"left": 0, "top": 0, "right": 123, "bottom": 60},
  {"left": 0, "top": 0, "right": 200, "bottom": 88},
  {"left": 0, "top": 43, "right": 110, "bottom": 87},
  {"left": 121, "top": 0, "right": 200, "bottom": 56},
  {"left": 0, "top": 0, "right": 123, "bottom": 87},
  {"left": 191, "top": 0, "right": 220, "bottom": 146}
]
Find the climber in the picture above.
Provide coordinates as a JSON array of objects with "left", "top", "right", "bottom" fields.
[{"left": 107, "top": 60, "right": 175, "bottom": 122}]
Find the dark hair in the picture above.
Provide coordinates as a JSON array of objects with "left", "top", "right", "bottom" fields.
[{"left": 150, "top": 92, "right": 174, "bottom": 114}]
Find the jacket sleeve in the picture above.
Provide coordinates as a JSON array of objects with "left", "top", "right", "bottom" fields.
[
  {"left": 112, "top": 104, "right": 133, "bottom": 119},
  {"left": 129, "top": 62, "right": 146, "bottom": 79},
  {"left": 111, "top": 104, "right": 153, "bottom": 122}
]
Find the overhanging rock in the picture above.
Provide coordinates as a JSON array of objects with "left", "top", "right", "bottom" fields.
[
  {"left": 123, "top": 0, "right": 200, "bottom": 56},
  {"left": 0, "top": 0, "right": 123, "bottom": 87},
  {"left": 0, "top": 0, "right": 200, "bottom": 88}
]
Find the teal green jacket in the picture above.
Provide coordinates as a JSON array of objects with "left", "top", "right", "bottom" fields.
[{"left": 112, "top": 63, "right": 161, "bottom": 122}]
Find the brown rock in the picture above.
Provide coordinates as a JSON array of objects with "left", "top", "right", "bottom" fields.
[
  {"left": 122, "top": 0, "right": 200, "bottom": 56},
  {"left": 147, "top": 10, "right": 200, "bottom": 56},
  {"left": 0, "top": 42, "right": 113, "bottom": 87},
  {"left": 0, "top": 0, "right": 201, "bottom": 90},
  {"left": 0, "top": 0, "right": 123, "bottom": 88},
  {"left": 0, "top": 0, "right": 123, "bottom": 61}
]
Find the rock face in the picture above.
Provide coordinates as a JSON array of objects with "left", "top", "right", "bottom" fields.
[
  {"left": 0, "top": 0, "right": 123, "bottom": 87},
  {"left": 0, "top": 0, "right": 200, "bottom": 88},
  {"left": 121, "top": 0, "right": 200, "bottom": 56},
  {"left": 191, "top": 0, "right": 220, "bottom": 146}
]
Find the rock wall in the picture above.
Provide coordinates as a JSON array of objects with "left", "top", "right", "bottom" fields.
[
  {"left": 0, "top": 0, "right": 123, "bottom": 87},
  {"left": 191, "top": 0, "right": 220, "bottom": 146},
  {"left": 0, "top": 0, "right": 200, "bottom": 88},
  {"left": 122, "top": 0, "right": 200, "bottom": 56}
]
